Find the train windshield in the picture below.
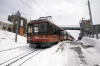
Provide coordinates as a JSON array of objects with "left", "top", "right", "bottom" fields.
[
  {"left": 33, "top": 23, "right": 47, "bottom": 33},
  {"left": 27, "top": 23, "right": 47, "bottom": 36},
  {"left": 28, "top": 25, "right": 33, "bottom": 33}
]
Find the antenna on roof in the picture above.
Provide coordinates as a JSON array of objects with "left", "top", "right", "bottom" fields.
[
  {"left": 46, "top": 16, "right": 52, "bottom": 21},
  {"left": 39, "top": 16, "right": 53, "bottom": 21},
  {"left": 39, "top": 17, "right": 46, "bottom": 19}
]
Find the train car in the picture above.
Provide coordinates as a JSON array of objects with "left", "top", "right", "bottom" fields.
[
  {"left": 61, "top": 30, "right": 74, "bottom": 41},
  {"left": 66, "top": 32, "right": 75, "bottom": 41},
  {"left": 27, "top": 17, "right": 64, "bottom": 48}
]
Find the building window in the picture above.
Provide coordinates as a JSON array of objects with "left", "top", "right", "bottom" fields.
[
  {"left": 2, "top": 26, "right": 6, "bottom": 30},
  {"left": 21, "top": 20, "right": 23, "bottom": 26}
]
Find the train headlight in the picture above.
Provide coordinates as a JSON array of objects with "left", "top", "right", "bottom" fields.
[
  {"left": 28, "top": 37, "right": 30, "bottom": 38},
  {"left": 43, "top": 36, "right": 46, "bottom": 38}
]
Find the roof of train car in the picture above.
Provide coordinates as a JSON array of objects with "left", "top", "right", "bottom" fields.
[{"left": 27, "top": 19, "right": 64, "bottom": 30}]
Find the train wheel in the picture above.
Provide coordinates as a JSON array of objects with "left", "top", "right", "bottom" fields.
[
  {"left": 36, "top": 43, "right": 41, "bottom": 48},
  {"left": 54, "top": 42, "right": 58, "bottom": 44},
  {"left": 29, "top": 44, "right": 36, "bottom": 48}
]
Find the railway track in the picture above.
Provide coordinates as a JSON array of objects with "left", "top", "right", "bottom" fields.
[
  {"left": 0, "top": 49, "right": 44, "bottom": 66},
  {"left": 0, "top": 45, "right": 28, "bottom": 52},
  {"left": 0, "top": 50, "right": 33, "bottom": 65},
  {"left": 18, "top": 50, "right": 43, "bottom": 66}
]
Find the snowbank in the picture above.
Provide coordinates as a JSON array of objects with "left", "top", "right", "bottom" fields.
[
  {"left": 0, "top": 30, "right": 26, "bottom": 44},
  {"left": 81, "top": 37, "right": 100, "bottom": 51}
]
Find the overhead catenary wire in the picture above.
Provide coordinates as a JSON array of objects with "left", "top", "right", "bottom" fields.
[
  {"left": 0, "top": 8, "right": 16, "bottom": 14},
  {"left": 0, "top": 1, "right": 40, "bottom": 20},
  {"left": 83, "top": 4, "right": 89, "bottom": 19},
  {"left": 52, "top": 13, "right": 85, "bottom": 18},
  {"left": 0, "top": 8, "right": 36, "bottom": 17},
  {"left": 48, "top": 4, "right": 87, "bottom": 14},
  {"left": 0, "top": 2, "right": 18, "bottom": 11},
  {"left": 0, "top": 1, "right": 34, "bottom": 16},
  {"left": 0, "top": 1, "right": 22, "bottom": 15},
  {"left": 32, "top": 0, "right": 49, "bottom": 16},
  {"left": 0, "top": 12, "right": 9, "bottom": 15},
  {"left": 0, "top": 1, "right": 87, "bottom": 21},
  {"left": 20, "top": 0, "right": 42, "bottom": 16}
]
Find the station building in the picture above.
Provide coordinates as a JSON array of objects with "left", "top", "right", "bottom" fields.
[
  {"left": 8, "top": 14, "right": 27, "bottom": 36},
  {"left": 79, "top": 19, "right": 100, "bottom": 34},
  {"left": 0, "top": 20, "right": 13, "bottom": 31}
]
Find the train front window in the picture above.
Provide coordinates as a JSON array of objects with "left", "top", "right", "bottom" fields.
[
  {"left": 34, "top": 23, "right": 47, "bottom": 33},
  {"left": 39, "top": 23, "right": 47, "bottom": 32},
  {"left": 28, "top": 26, "right": 32, "bottom": 33},
  {"left": 34, "top": 26, "right": 38, "bottom": 32}
]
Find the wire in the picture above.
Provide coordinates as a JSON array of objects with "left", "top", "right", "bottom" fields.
[
  {"left": 0, "top": 1, "right": 32, "bottom": 16},
  {"left": 0, "top": 8, "right": 15, "bottom": 14},
  {"left": 0, "top": 1, "right": 35, "bottom": 21},
  {"left": 0, "top": 12, "right": 9, "bottom": 15},
  {"left": 0, "top": 2, "right": 18, "bottom": 11},
  {"left": 83, "top": 4, "right": 88, "bottom": 19},
  {"left": 32, "top": 0, "right": 49, "bottom": 16},
  {"left": 48, "top": 4, "right": 87, "bottom": 14},
  {"left": 0, "top": 2, "right": 22, "bottom": 15},
  {"left": 20, "top": 0, "right": 42, "bottom": 16},
  {"left": 53, "top": 13, "right": 85, "bottom": 18}
]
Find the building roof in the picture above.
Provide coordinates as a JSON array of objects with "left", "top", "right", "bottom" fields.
[{"left": 0, "top": 20, "right": 13, "bottom": 25}]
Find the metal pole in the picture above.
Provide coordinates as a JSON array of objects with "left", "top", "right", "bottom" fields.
[
  {"left": 82, "top": 17, "right": 84, "bottom": 36},
  {"left": 95, "top": 26, "right": 99, "bottom": 39},
  {"left": 88, "top": 0, "right": 94, "bottom": 38},
  {"left": 15, "top": 11, "right": 20, "bottom": 42},
  {"left": 89, "top": 30, "right": 91, "bottom": 37}
]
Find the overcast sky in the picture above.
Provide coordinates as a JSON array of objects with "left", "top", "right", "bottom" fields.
[{"left": 0, "top": 0, "right": 100, "bottom": 40}]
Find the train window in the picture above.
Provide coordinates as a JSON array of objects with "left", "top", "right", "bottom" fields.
[
  {"left": 34, "top": 24, "right": 39, "bottom": 33},
  {"left": 33, "top": 23, "right": 47, "bottom": 33},
  {"left": 34, "top": 27, "right": 39, "bottom": 32},
  {"left": 39, "top": 23, "right": 47, "bottom": 32},
  {"left": 28, "top": 26, "right": 32, "bottom": 33}
]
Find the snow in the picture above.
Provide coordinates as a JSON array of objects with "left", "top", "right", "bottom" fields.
[
  {"left": 80, "top": 37, "right": 100, "bottom": 52},
  {"left": 0, "top": 20, "right": 13, "bottom": 25},
  {"left": 0, "top": 30, "right": 100, "bottom": 66},
  {"left": 0, "top": 30, "right": 27, "bottom": 51}
]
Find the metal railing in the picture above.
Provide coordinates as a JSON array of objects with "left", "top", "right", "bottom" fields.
[{"left": 58, "top": 25, "right": 80, "bottom": 27}]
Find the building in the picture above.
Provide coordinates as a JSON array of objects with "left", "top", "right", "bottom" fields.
[
  {"left": 0, "top": 20, "right": 13, "bottom": 31},
  {"left": 93, "top": 24, "right": 100, "bottom": 34},
  {"left": 79, "top": 19, "right": 100, "bottom": 34},
  {"left": 79, "top": 19, "right": 91, "bottom": 29},
  {"left": 8, "top": 14, "right": 27, "bottom": 36}
]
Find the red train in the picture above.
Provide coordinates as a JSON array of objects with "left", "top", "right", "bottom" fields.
[{"left": 27, "top": 17, "right": 74, "bottom": 48}]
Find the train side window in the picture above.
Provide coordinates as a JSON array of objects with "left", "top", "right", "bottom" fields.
[
  {"left": 34, "top": 27, "right": 38, "bottom": 32},
  {"left": 52, "top": 25, "right": 56, "bottom": 33},
  {"left": 49, "top": 23, "right": 57, "bottom": 34},
  {"left": 49, "top": 23, "right": 53, "bottom": 34},
  {"left": 34, "top": 24, "right": 39, "bottom": 33},
  {"left": 28, "top": 26, "right": 32, "bottom": 33}
]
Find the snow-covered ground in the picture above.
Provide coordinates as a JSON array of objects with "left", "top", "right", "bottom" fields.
[
  {"left": 0, "top": 30, "right": 100, "bottom": 66},
  {"left": 80, "top": 37, "right": 100, "bottom": 52}
]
